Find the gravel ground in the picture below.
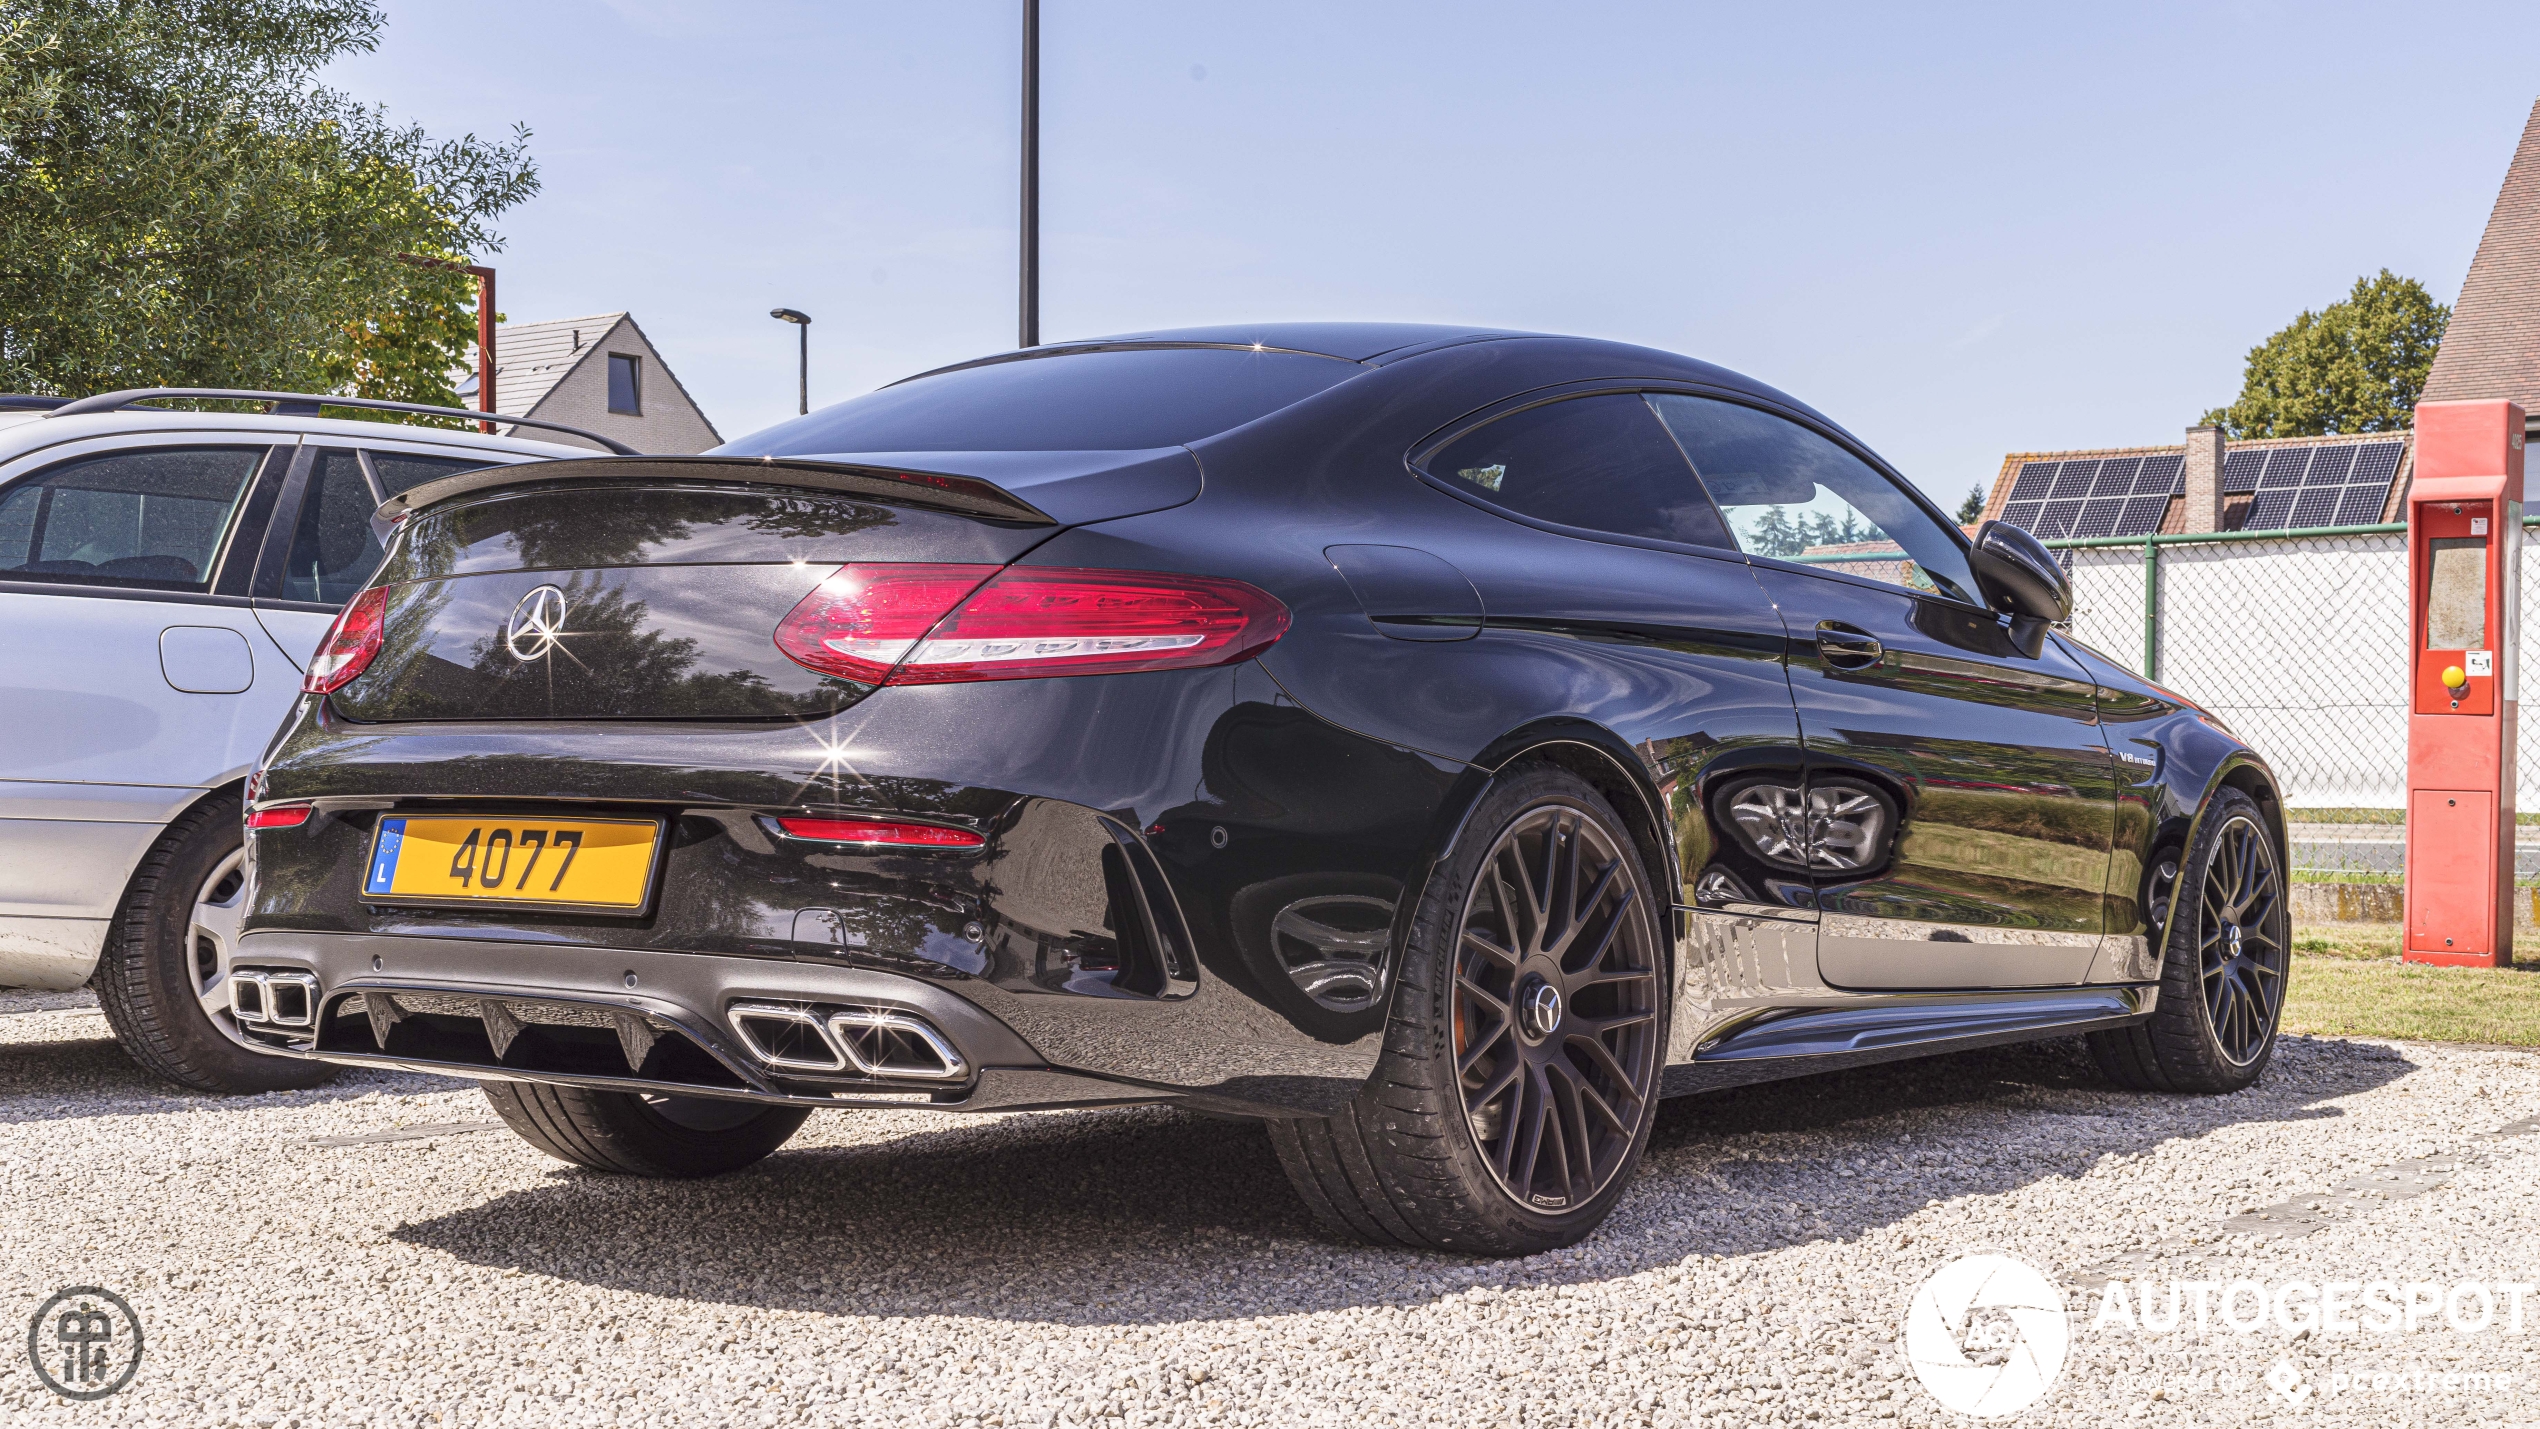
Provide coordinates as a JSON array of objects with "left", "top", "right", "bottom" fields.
[{"left": 9, "top": 991, "right": 2540, "bottom": 1427}]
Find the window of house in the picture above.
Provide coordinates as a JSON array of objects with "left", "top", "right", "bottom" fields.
[
  {"left": 608, "top": 354, "right": 642, "bottom": 415},
  {"left": 1648, "top": 393, "right": 1980, "bottom": 604},
  {"left": 1420, "top": 393, "right": 1734, "bottom": 551},
  {"left": 0, "top": 445, "right": 266, "bottom": 591}
]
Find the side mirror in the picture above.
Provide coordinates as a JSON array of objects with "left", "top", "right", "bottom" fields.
[{"left": 1969, "top": 520, "right": 2071, "bottom": 624}]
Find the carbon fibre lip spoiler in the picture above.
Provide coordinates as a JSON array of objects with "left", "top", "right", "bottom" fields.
[{"left": 375, "top": 447, "right": 1205, "bottom": 528}]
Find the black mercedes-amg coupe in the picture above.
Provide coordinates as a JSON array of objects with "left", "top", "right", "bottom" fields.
[{"left": 232, "top": 324, "right": 2288, "bottom": 1255}]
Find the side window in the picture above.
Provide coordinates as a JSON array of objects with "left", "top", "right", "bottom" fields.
[
  {"left": 370, "top": 451, "right": 498, "bottom": 497},
  {"left": 0, "top": 445, "right": 264, "bottom": 592},
  {"left": 279, "top": 449, "right": 386, "bottom": 603},
  {"left": 1423, "top": 393, "right": 1733, "bottom": 550},
  {"left": 1650, "top": 394, "right": 1980, "bottom": 605}
]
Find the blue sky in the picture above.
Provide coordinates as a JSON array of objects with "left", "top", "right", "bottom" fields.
[{"left": 331, "top": 1, "right": 2536, "bottom": 504}]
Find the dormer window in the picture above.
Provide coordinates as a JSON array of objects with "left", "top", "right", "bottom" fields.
[{"left": 608, "top": 354, "right": 642, "bottom": 415}]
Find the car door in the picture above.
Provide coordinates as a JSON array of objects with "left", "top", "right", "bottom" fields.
[
  {"left": 1405, "top": 391, "right": 1820, "bottom": 1037},
  {"left": 249, "top": 442, "right": 505, "bottom": 668},
  {"left": 1649, "top": 393, "right": 2118, "bottom": 989},
  {"left": 0, "top": 438, "right": 293, "bottom": 982}
]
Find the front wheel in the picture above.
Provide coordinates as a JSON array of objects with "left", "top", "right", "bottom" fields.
[
  {"left": 2088, "top": 788, "right": 2289, "bottom": 1093},
  {"left": 481, "top": 1081, "right": 809, "bottom": 1177},
  {"left": 1269, "top": 766, "right": 1668, "bottom": 1255}
]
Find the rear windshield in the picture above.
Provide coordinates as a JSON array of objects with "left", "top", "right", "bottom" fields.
[{"left": 731, "top": 347, "right": 1358, "bottom": 454}]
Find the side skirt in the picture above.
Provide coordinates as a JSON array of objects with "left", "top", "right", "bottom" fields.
[{"left": 1660, "top": 985, "right": 2155, "bottom": 1098}]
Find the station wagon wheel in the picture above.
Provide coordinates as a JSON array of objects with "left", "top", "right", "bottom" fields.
[
  {"left": 1453, "top": 805, "right": 1662, "bottom": 1212},
  {"left": 188, "top": 848, "right": 248, "bottom": 1025},
  {"left": 2198, "top": 814, "right": 2286, "bottom": 1066}
]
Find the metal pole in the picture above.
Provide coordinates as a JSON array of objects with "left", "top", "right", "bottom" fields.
[
  {"left": 470, "top": 265, "right": 496, "bottom": 434},
  {"left": 2142, "top": 532, "right": 2160, "bottom": 682},
  {"left": 797, "top": 321, "right": 808, "bottom": 416},
  {"left": 1018, "top": 0, "right": 1039, "bottom": 348}
]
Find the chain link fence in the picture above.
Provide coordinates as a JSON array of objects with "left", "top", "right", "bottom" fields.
[{"left": 2051, "top": 520, "right": 2540, "bottom": 886}]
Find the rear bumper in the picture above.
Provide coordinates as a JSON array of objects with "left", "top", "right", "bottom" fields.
[{"left": 226, "top": 929, "right": 1324, "bottom": 1116}]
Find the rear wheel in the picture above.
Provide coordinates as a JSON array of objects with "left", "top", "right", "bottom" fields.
[
  {"left": 91, "top": 794, "right": 335, "bottom": 1093},
  {"left": 1269, "top": 766, "right": 1667, "bottom": 1255},
  {"left": 481, "top": 1081, "right": 810, "bottom": 1177},
  {"left": 2088, "top": 788, "right": 2288, "bottom": 1093}
]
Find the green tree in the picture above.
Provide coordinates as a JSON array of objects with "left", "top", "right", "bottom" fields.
[
  {"left": 1746, "top": 506, "right": 1803, "bottom": 557},
  {"left": 0, "top": 0, "right": 535, "bottom": 405},
  {"left": 1956, "top": 485, "right": 1985, "bottom": 525},
  {"left": 2201, "top": 270, "right": 2450, "bottom": 437}
]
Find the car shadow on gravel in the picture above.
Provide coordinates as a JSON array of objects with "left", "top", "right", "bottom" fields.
[
  {"left": 392, "top": 1032, "right": 2420, "bottom": 1325},
  {"left": 0, "top": 1029, "right": 463, "bottom": 1123}
]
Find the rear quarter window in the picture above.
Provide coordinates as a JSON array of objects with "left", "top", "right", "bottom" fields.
[{"left": 727, "top": 347, "right": 1359, "bottom": 453}]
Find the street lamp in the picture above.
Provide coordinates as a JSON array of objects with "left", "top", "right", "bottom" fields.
[{"left": 770, "top": 308, "right": 811, "bottom": 415}]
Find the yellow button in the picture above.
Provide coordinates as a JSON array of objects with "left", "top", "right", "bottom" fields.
[{"left": 2443, "top": 665, "right": 2469, "bottom": 689}]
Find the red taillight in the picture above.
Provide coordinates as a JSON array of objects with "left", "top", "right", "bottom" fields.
[
  {"left": 247, "top": 804, "right": 312, "bottom": 829},
  {"left": 773, "top": 564, "right": 1002, "bottom": 684},
  {"left": 773, "top": 816, "right": 985, "bottom": 848},
  {"left": 774, "top": 564, "right": 1289, "bottom": 686},
  {"left": 303, "top": 585, "right": 390, "bottom": 694}
]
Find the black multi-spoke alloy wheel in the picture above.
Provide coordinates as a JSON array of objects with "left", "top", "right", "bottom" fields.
[
  {"left": 2088, "top": 788, "right": 2288, "bottom": 1093},
  {"left": 1268, "top": 766, "right": 1667, "bottom": 1254},
  {"left": 481, "top": 1082, "right": 810, "bottom": 1177}
]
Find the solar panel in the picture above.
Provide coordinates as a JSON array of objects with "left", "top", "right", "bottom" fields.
[
  {"left": 2220, "top": 449, "right": 2268, "bottom": 494},
  {"left": 2037, "top": 499, "right": 2085, "bottom": 538},
  {"left": 2002, "top": 500, "right": 2044, "bottom": 529},
  {"left": 2118, "top": 495, "right": 2171, "bottom": 533},
  {"left": 2048, "top": 461, "right": 2098, "bottom": 500},
  {"left": 2236, "top": 438, "right": 2409, "bottom": 531},
  {"left": 2008, "top": 461, "right": 2058, "bottom": 501},
  {"left": 2255, "top": 448, "right": 2310, "bottom": 488},
  {"left": 2069, "top": 500, "right": 2123, "bottom": 538},
  {"left": 2139, "top": 453, "right": 2184, "bottom": 495},
  {"left": 2092, "top": 457, "right": 2143, "bottom": 497}
]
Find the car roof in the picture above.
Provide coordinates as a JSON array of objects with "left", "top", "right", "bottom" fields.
[
  {"left": 1055, "top": 322, "right": 1536, "bottom": 363},
  {"left": 0, "top": 408, "right": 591, "bottom": 461}
]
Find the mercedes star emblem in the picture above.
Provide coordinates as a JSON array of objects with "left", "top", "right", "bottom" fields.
[{"left": 505, "top": 585, "right": 570, "bottom": 662}]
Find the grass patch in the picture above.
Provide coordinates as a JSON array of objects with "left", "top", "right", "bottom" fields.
[
  {"left": 2280, "top": 928, "right": 2540, "bottom": 1046},
  {"left": 2288, "top": 807, "right": 2540, "bottom": 826},
  {"left": 2291, "top": 868, "right": 2403, "bottom": 885}
]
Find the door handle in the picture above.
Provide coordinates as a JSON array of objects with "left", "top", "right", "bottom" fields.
[{"left": 1815, "top": 621, "right": 1884, "bottom": 670}]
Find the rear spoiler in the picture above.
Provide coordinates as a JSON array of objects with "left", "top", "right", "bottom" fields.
[{"left": 376, "top": 449, "right": 1204, "bottom": 528}]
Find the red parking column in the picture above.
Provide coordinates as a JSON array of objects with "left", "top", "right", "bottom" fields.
[{"left": 2404, "top": 400, "right": 2526, "bottom": 966}]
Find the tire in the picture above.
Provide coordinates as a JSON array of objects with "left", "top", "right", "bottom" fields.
[
  {"left": 2087, "top": 788, "right": 2289, "bottom": 1094},
  {"left": 1268, "top": 765, "right": 1668, "bottom": 1255},
  {"left": 480, "top": 1081, "right": 810, "bottom": 1177},
  {"left": 90, "top": 792, "right": 335, "bottom": 1094}
]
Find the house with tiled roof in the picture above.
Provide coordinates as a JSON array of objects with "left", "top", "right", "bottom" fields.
[
  {"left": 1975, "top": 430, "right": 2414, "bottom": 540},
  {"left": 2422, "top": 97, "right": 2540, "bottom": 433},
  {"left": 459, "top": 313, "right": 721, "bottom": 454}
]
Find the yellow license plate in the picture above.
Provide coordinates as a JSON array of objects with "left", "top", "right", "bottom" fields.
[{"left": 361, "top": 816, "right": 661, "bottom": 912}]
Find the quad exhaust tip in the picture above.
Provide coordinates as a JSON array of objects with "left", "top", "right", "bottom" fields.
[
  {"left": 230, "top": 969, "right": 321, "bottom": 1030},
  {"left": 727, "top": 1001, "right": 968, "bottom": 1082}
]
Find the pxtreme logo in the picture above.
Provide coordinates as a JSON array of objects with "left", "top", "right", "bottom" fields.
[{"left": 1905, "top": 1253, "right": 2069, "bottom": 1417}]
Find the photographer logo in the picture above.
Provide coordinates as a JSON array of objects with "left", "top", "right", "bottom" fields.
[
  {"left": 26, "top": 1286, "right": 142, "bottom": 1401},
  {"left": 1905, "top": 1253, "right": 2068, "bottom": 1417}
]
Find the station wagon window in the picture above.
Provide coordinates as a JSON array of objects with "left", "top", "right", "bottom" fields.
[
  {"left": 0, "top": 445, "right": 265, "bottom": 592},
  {"left": 280, "top": 449, "right": 386, "bottom": 603},
  {"left": 1424, "top": 394, "right": 1734, "bottom": 550},
  {"left": 1649, "top": 394, "right": 1980, "bottom": 605},
  {"left": 370, "top": 451, "right": 497, "bottom": 497}
]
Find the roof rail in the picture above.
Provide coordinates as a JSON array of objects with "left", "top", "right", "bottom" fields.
[
  {"left": 0, "top": 394, "right": 69, "bottom": 411},
  {"left": 44, "top": 388, "right": 641, "bottom": 456}
]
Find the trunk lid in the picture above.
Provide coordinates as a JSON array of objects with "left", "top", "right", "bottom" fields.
[{"left": 336, "top": 452, "right": 1198, "bottom": 722}]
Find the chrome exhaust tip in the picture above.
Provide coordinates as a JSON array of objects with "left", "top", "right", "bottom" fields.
[
  {"left": 827, "top": 1008, "right": 968, "bottom": 1081},
  {"left": 722, "top": 999, "right": 968, "bottom": 1082},
  {"left": 230, "top": 970, "right": 320, "bottom": 1029},
  {"left": 727, "top": 1002, "right": 851, "bottom": 1071}
]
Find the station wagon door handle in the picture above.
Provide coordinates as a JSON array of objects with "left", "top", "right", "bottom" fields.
[{"left": 1815, "top": 621, "right": 1884, "bottom": 670}]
